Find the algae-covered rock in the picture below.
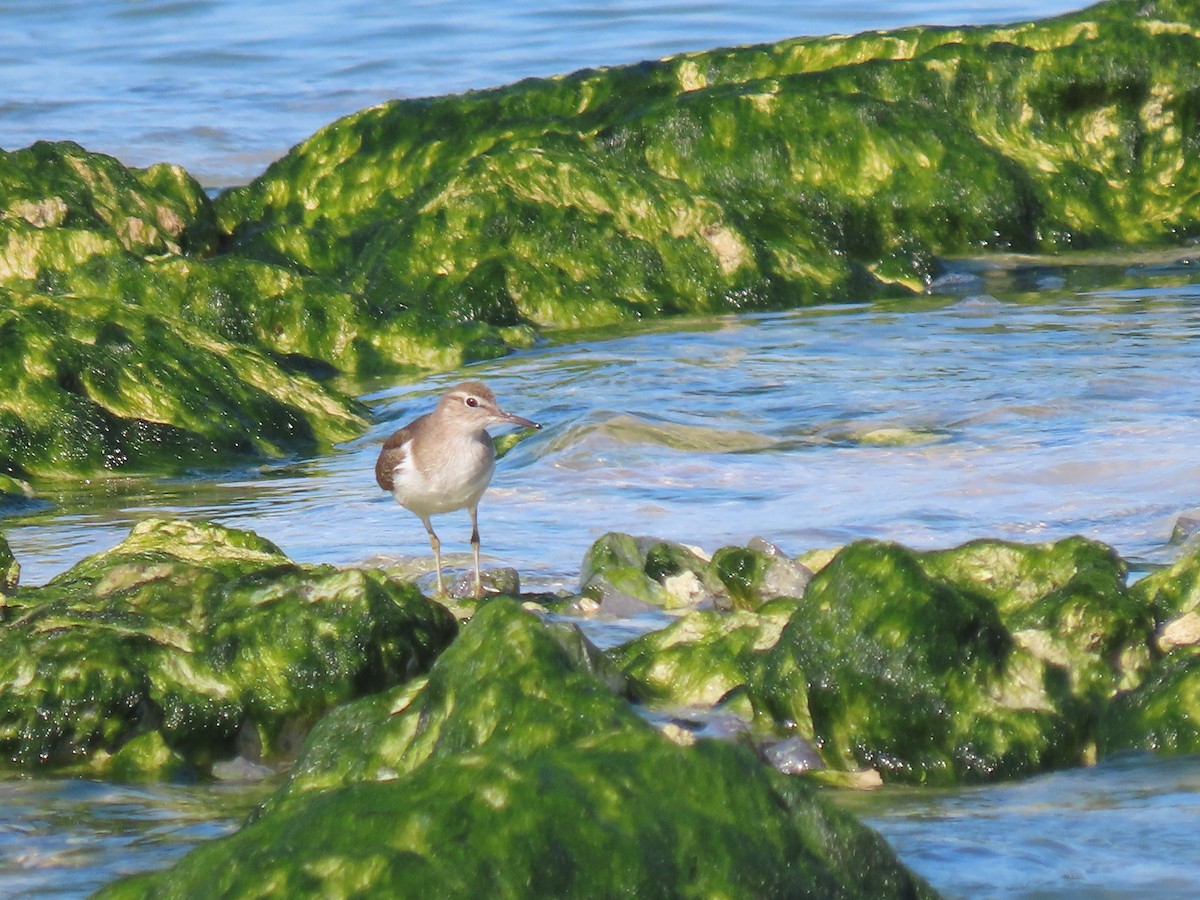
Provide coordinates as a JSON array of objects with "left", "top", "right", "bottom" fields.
[
  {"left": 1098, "top": 651, "right": 1200, "bottom": 756},
  {"left": 756, "top": 538, "right": 1154, "bottom": 784},
  {"left": 579, "top": 532, "right": 708, "bottom": 609},
  {"left": 1130, "top": 539, "right": 1200, "bottom": 624},
  {"left": 0, "top": 518, "right": 456, "bottom": 777},
  {"left": 100, "top": 600, "right": 936, "bottom": 899},
  {"left": 0, "top": 141, "right": 217, "bottom": 259},
  {"left": 607, "top": 534, "right": 1156, "bottom": 785},
  {"left": 220, "top": 0, "right": 1200, "bottom": 325},
  {"left": 0, "top": 530, "right": 16, "bottom": 621},
  {"left": 1095, "top": 543, "right": 1200, "bottom": 755},
  {"left": 0, "top": 287, "right": 366, "bottom": 479},
  {"left": 611, "top": 599, "right": 799, "bottom": 709}
]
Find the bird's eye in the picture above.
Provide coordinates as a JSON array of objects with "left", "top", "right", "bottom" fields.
[{"left": 465, "top": 397, "right": 479, "bottom": 408}]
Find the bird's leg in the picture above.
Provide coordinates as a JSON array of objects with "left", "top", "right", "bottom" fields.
[
  {"left": 469, "top": 505, "right": 483, "bottom": 598},
  {"left": 420, "top": 515, "right": 445, "bottom": 596}
]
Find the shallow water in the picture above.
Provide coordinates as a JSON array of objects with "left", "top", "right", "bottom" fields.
[
  {"left": 0, "top": 776, "right": 272, "bottom": 898},
  {"left": 8, "top": 258, "right": 1200, "bottom": 589},
  {"left": 838, "top": 752, "right": 1200, "bottom": 899}
]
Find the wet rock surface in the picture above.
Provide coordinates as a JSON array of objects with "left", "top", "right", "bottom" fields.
[{"left": 0, "top": 518, "right": 456, "bottom": 778}]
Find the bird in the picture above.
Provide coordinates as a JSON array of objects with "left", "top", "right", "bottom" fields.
[{"left": 375, "top": 381, "right": 540, "bottom": 597}]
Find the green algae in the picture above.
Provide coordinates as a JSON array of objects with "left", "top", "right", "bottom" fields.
[
  {"left": 603, "top": 535, "right": 1158, "bottom": 786},
  {"left": 0, "top": 518, "right": 456, "bottom": 777},
  {"left": 220, "top": 0, "right": 1200, "bottom": 321},
  {"left": 3, "top": 1, "right": 1199, "bottom": 480},
  {"left": 1099, "top": 651, "right": 1200, "bottom": 755},
  {"left": 1097, "top": 543, "right": 1200, "bottom": 755},
  {"left": 612, "top": 599, "right": 799, "bottom": 709},
  {"left": 100, "top": 600, "right": 936, "bottom": 899},
  {"left": 0, "top": 287, "right": 366, "bottom": 480}
]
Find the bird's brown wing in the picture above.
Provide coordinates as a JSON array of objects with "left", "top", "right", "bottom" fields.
[{"left": 375, "top": 417, "right": 422, "bottom": 492}]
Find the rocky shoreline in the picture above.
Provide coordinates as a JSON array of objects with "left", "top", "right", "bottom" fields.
[{"left": 3, "top": 518, "right": 1200, "bottom": 894}]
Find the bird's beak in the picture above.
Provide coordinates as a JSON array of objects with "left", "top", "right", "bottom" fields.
[{"left": 498, "top": 409, "right": 541, "bottom": 430}]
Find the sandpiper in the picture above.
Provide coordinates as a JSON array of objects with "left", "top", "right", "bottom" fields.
[{"left": 375, "top": 381, "right": 540, "bottom": 597}]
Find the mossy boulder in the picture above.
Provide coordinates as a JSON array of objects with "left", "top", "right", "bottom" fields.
[
  {"left": 1097, "top": 543, "right": 1200, "bottom": 755},
  {"left": 580, "top": 532, "right": 712, "bottom": 609},
  {"left": 611, "top": 599, "right": 799, "bottom": 709},
  {"left": 1098, "top": 651, "right": 1200, "bottom": 755},
  {"left": 100, "top": 600, "right": 935, "bottom": 898},
  {"left": 580, "top": 532, "right": 811, "bottom": 612},
  {"left": 607, "top": 535, "right": 1156, "bottom": 785},
  {"left": 0, "top": 518, "right": 456, "bottom": 777},
  {"left": 220, "top": 0, "right": 1200, "bottom": 324},
  {"left": 0, "top": 287, "right": 367, "bottom": 480},
  {"left": 1129, "top": 538, "right": 1200, "bottom": 623},
  {"left": 0, "top": 141, "right": 217, "bottom": 260}
]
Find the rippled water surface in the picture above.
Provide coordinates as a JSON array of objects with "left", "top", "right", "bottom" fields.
[
  {"left": 9, "top": 260, "right": 1200, "bottom": 590},
  {"left": 839, "top": 752, "right": 1200, "bottom": 899}
]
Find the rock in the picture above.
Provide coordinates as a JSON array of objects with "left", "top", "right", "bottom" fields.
[
  {"left": 1170, "top": 514, "right": 1200, "bottom": 546},
  {"left": 97, "top": 600, "right": 936, "bottom": 899},
  {"left": 581, "top": 532, "right": 715, "bottom": 610},
  {"left": 610, "top": 599, "right": 799, "bottom": 708},
  {"left": 1157, "top": 612, "right": 1200, "bottom": 652},
  {"left": 0, "top": 518, "right": 457, "bottom": 777},
  {"left": 755, "top": 537, "right": 1154, "bottom": 785},
  {"left": 1099, "top": 653, "right": 1200, "bottom": 757},
  {"left": 763, "top": 735, "right": 825, "bottom": 775},
  {"left": 1132, "top": 540, "right": 1200, "bottom": 623},
  {"left": 445, "top": 566, "right": 520, "bottom": 600},
  {"left": 0, "top": 531, "right": 16, "bottom": 621},
  {"left": 709, "top": 544, "right": 811, "bottom": 610}
]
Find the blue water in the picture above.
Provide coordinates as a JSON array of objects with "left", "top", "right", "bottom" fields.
[{"left": 6, "top": 1, "right": 1200, "bottom": 898}]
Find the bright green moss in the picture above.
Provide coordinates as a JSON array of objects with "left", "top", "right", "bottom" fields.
[
  {"left": 611, "top": 601, "right": 799, "bottom": 708},
  {"left": 1131, "top": 540, "right": 1200, "bottom": 623},
  {"left": 1099, "top": 650, "right": 1200, "bottom": 755},
  {"left": 100, "top": 600, "right": 936, "bottom": 899},
  {"left": 0, "top": 518, "right": 457, "bottom": 776},
  {"left": 0, "top": 287, "right": 365, "bottom": 479},
  {"left": 748, "top": 536, "right": 1152, "bottom": 784},
  {"left": 0, "top": 141, "right": 217, "bottom": 257},
  {"left": 218, "top": 0, "right": 1200, "bottom": 329}
]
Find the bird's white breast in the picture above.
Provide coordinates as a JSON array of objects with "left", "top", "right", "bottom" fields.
[{"left": 390, "top": 433, "right": 495, "bottom": 517}]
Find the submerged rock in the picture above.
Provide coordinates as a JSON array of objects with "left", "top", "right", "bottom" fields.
[
  {"left": 0, "top": 518, "right": 456, "bottom": 778},
  {"left": 99, "top": 600, "right": 936, "bottom": 899}
]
